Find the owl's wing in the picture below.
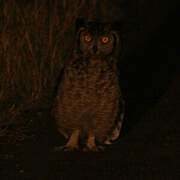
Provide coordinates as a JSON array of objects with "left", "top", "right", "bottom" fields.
[{"left": 104, "top": 99, "right": 125, "bottom": 145}]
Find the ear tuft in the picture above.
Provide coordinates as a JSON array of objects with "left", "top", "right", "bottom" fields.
[
  {"left": 75, "top": 18, "right": 85, "bottom": 33},
  {"left": 112, "top": 31, "right": 123, "bottom": 56},
  {"left": 112, "top": 31, "right": 119, "bottom": 46}
]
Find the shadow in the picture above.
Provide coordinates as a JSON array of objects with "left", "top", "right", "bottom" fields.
[{"left": 119, "top": 12, "right": 180, "bottom": 135}]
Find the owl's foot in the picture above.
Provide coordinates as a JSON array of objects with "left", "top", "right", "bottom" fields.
[
  {"left": 54, "top": 145, "right": 79, "bottom": 151},
  {"left": 83, "top": 145, "right": 104, "bottom": 152},
  {"left": 54, "top": 129, "right": 80, "bottom": 152},
  {"left": 83, "top": 134, "right": 104, "bottom": 152}
]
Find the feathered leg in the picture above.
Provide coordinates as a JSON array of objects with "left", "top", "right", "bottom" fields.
[
  {"left": 83, "top": 134, "right": 104, "bottom": 152},
  {"left": 55, "top": 129, "right": 80, "bottom": 151}
]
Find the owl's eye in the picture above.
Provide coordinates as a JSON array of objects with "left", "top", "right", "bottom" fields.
[
  {"left": 84, "top": 35, "right": 92, "bottom": 42},
  {"left": 101, "top": 36, "right": 109, "bottom": 44}
]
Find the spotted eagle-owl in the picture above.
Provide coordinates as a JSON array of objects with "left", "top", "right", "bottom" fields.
[{"left": 54, "top": 21, "right": 125, "bottom": 151}]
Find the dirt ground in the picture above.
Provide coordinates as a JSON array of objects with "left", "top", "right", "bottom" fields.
[
  {"left": 0, "top": 72, "right": 179, "bottom": 180},
  {"left": 1, "top": 9, "right": 180, "bottom": 180}
]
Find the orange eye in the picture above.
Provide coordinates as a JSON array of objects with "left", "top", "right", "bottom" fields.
[
  {"left": 84, "top": 35, "right": 92, "bottom": 42},
  {"left": 101, "top": 36, "right": 109, "bottom": 43}
]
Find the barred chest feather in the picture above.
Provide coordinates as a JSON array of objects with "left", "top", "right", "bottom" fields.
[
  {"left": 61, "top": 57, "right": 121, "bottom": 103},
  {"left": 55, "top": 56, "right": 122, "bottom": 143}
]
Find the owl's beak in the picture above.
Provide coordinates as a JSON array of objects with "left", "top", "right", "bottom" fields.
[{"left": 93, "top": 46, "right": 97, "bottom": 54}]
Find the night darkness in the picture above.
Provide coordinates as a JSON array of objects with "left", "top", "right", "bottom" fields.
[{"left": 0, "top": 0, "right": 180, "bottom": 179}]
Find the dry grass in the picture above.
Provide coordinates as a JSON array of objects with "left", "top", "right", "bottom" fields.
[
  {"left": 0, "top": 0, "right": 129, "bottom": 141},
  {"left": 0, "top": 0, "right": 95, "bottom": 138}
]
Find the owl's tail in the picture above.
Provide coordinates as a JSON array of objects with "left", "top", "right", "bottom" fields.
[{"left": 104, "top": 99, "right": 125, "bottom": 145}]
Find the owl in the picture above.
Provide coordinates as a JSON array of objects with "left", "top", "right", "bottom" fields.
[{"left": 54, "top": 20, "right": 125, "bottom": 151}]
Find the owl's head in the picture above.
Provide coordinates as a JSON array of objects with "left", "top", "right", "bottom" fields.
[{"left": 76, "top": 21, "right": 121, "bottom": 58}]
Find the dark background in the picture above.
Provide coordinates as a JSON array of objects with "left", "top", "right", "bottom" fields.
[{"left": 0, "top": 0, "right": 180, "bottom": 179}]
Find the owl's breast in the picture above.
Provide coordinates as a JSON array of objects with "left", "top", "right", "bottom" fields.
[
  {"left": 56, "top": 58, "right": 122, "bottom": 136},
  {"left": 61, "top": 58, "right": 121, "bottom": 105}
]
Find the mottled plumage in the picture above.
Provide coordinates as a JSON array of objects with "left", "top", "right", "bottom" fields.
[{"left": 54, "top": 21, "right": 125, "bottom": 151}]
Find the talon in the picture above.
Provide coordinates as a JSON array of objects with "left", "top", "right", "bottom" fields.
[
  {"left": 64, "top": 146, "right": 79, "bottom": 152},
  {"left": 54, "top": 145, "right": 79, "bottom": 151},
  {"left": 54, "top": 145, "right": 65, "bottom": 151},
  {"left": 55, "top": 129, "right": 80, "bottom": 152},
  {"left": 83, "top": 145, "right": 104, "bottom": 152},
  {"left": 85, "top": 134, "right": 104, "bottom": 151}
]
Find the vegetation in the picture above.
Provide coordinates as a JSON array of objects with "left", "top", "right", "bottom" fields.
[
  {"left": 0, "top": 0, "right": 136, "bottom": 143},
  {"left": 0, "top": 0, "right": 86, "bottom": 139},
  {"left": 0, "top": 0, "right": 129, "bottom": 142}
]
